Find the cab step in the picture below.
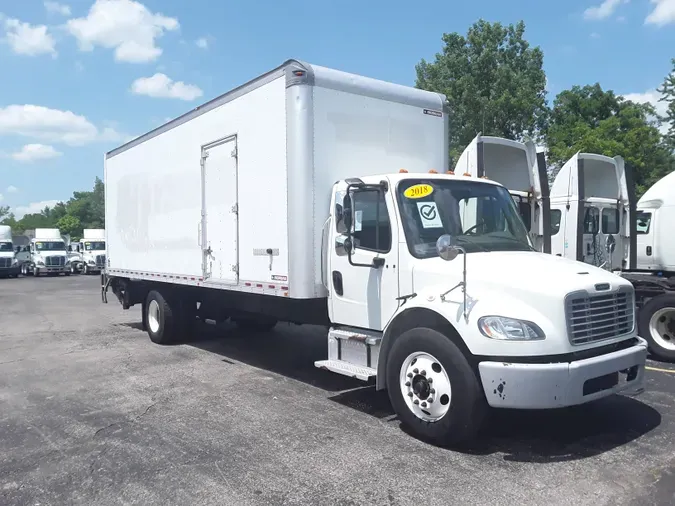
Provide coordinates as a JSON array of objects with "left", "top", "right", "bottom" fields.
[
  {"left": 314, "top": 326, "right": 382, "bottom": 381},
  {"left": 314, "top": 360, "right": 376, "bottom": 381}
]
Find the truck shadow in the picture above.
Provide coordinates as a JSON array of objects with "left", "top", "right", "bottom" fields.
[{"left": 149, "top": 320, "right": 663, "bottom": 462}]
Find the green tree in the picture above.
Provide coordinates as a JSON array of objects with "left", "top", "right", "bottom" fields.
[
  {"left": 658, "top": 58, "right": 675, "bottom": 147},
  {"left": 56, "top": 214, "right": 81, "bottom": 238},
  {"left": 415, "top": 19, "right": 548, "bottom": 162},
  {"left": 0, "top": 205, "right": 9, "bottom": 222},
  {"left": 546, "top": 83, "right": 674, "bottom": 196}
]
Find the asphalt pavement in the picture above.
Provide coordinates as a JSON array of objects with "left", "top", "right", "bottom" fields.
[{"left": 1, "top": 275, "right": 674, "bottom": 505}]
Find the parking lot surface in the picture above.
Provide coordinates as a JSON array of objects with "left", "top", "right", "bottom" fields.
[{"left": 1, "top": 275, "right": 674, "bottom": 505}]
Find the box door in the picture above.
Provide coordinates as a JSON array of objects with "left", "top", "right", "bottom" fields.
[{"left": 201, "top": 136, "right": 239, "bottom": 284}]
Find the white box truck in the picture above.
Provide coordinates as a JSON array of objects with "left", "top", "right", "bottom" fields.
[
  {"left": 102, "top": 59, "right": 648, "bottom": 446},
  {"left": 69, "top": 228, "right": 106, "bottom": 274},
  {"left": 0, "top": 225, "right": 21, "bottom": 278}
]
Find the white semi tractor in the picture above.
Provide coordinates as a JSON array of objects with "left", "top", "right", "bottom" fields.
[
  {"left": 17, "top": 228, "right": 72, "bottom": 276},
  {"left": 69, "top": 228, "right": 107, "bottom": 274},
  {"left": 459, "top": 136, "right": 675, "bottom": 361},
  {"left": 0, "top": 225, "right": 21, "bottom": 278},
  {"left": 101, "top": 59, "right": 647, "bottom": 446}
]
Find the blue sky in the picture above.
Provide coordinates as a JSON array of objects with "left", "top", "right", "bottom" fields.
[{"left": 0, "top": 0, "right": 673, "bottom": 218}]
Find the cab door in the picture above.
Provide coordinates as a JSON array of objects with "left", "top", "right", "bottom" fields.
[{"left": 328, "top": 182, "right": 400, "bottom": 330}]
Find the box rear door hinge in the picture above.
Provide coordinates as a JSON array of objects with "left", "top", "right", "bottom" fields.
[
  {"left": 231, "top": 203, "right": 238, "bottom": 215},
  {"left": 231, "top": 264, "right": 239, "bottom": 275},
  {"left": 231, "top": 146, "right": 238, "bottom": 159}
]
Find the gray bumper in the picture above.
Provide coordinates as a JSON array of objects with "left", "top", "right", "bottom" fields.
[
  {"left": 478, "top": 337, "right": 648, "bottom": 409},
  {"left": 0, "top": 265, "right": 20, "bottom": 275}
]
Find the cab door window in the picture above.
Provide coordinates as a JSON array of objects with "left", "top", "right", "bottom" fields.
[{"left": 351, "top": 190, "right": 391, "bottom": 252}]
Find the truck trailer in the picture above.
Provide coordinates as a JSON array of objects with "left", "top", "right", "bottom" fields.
[{"left": 102, "top": 59, "right": 648, "bottom": 446}]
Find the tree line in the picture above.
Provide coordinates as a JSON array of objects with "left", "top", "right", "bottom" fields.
[
  {"left": 416, "top": 19, "right": 674, "bottom": 196},
  {"left": 0, "top": 177, "right": 104, "bottom": 241},
  {"left": 1, "top": 19, "right": 673, "bottom": 236}
]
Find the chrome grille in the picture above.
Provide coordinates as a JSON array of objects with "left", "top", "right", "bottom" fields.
[
  {"left": 45, "top": 255, "right": 66, "bottom": 267},
  {"left": 565, "top": 288, "right": 634, "bottom": 345},
  {"left": 0, "top": 257, "right": 11, "bottom": 268},
  {"left": 96, "top": 254, "right": 106, "bottom": 267}
]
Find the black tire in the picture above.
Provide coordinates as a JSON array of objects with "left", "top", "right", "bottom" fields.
[
  {"left": 145, "top": 290, "right": 177, "bottom": 345},
  {"left": 639, "top": 293, "right": 675, "bottom": 362},
  {"left": 233, "top": 317, "right": 277, "bottom": 333},
  {"left": 64, "top": 271, "right": 71, "bottom": 277},
  {"left": 386, "top": 327, "right": 486, "bottom": 447},
  {"left": 83, "top": 264, "right": 90, "bottom": 275},
  {"left": 33, "top": 268, "right": 39, "bottom": 277}
]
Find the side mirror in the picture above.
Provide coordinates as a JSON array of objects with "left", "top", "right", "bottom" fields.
[
  {"left": 605, "top": 234, "right": 616, "bottom": 254},
  {"left": 342, "top": 194, "right": 353, "bottom": 232},
  {"left": 335, "top": 235, "right": 353, "bottom": 257},
  {"left": 335, "top": 203, "right": 346, "bottom": 234},
  {"left": 436, "top": 234, "right": 462, "bottom": 261}
]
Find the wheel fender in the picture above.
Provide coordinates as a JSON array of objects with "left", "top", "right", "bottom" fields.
[{"left": 377, "top": 305, "right": 473, "bottom": 391}]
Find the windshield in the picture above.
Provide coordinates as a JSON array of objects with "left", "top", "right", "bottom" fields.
[
  {"left": 35, "top": 241, "right": 66, "bottom": 251},
  {"left": 397, "top": 178, "right": 533, "bottom": 258},
  {"left": 0, "top": 242, "right": 13, "bottom": 252},
  {"left": 84, "top": 241, "right": 105, "bottom": 251}
]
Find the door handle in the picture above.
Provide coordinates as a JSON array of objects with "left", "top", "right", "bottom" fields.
[{"left": 647, "top": 246, "right": 652, "bottom": 256}]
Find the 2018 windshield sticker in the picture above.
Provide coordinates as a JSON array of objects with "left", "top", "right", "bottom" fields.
[
  {"left": 417, "top": 202, "right": 443, "bottom": 229},
  {"left": 404, "top": 184, "right": 433, "bottom": 199}
]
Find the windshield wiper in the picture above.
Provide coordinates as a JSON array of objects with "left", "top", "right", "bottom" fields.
[{"left": 487, "top": 234, "right": 536, "bottom": 251}]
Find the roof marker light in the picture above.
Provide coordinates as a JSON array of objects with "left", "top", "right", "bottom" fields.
[{"left": 399, "top": 168, "right": 408, "bottom": 173}]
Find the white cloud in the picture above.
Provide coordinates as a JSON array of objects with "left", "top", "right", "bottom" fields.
[
  {"left": 0, "top": 104, "right": 125, "bottom": 146},
  {"left": 11, "top": 144, "right": 63, "bottom": 162},
  {"left": 7, "top": 186, "right": 18, "bottom": 193},
  {"left": 583, "top": 0, "right": 628, "bottom": 21},
  {"left": 645, "top": 0, "right": 675, "bottom": 26},
  {"left": 195, "top": 37, "right": 208, "bottom": 49},
  {"left": 131, "top": 73, "right": 203, "bottom": 101},
  {"left": 14, "top": 200, "right": 63, "bottom": 219},
  {"left": 622, "top": 89, "right": 670, "bottom": 134},
  {"left": 65, "top": 0, "right": 179, "bottom": 63},
  {"left": 3, "top": 17, "right": 57, "bottom": 57},
  {"left": 44, "top": 1, "right": 71, "bottom": 16}
]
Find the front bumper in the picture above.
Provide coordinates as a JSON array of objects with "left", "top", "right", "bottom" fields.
[
  {"left": 478, "top": 337, "right": 648, "bottom": 409},
  {"left": 0, "top": 265, "right": 20, "bottom": 275},
  {"left": 37, "top": 265, "right": 68, "bottom": 273}
]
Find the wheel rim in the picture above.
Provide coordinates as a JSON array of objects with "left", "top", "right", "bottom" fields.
[
  {"left": 649, "top": 307, "right": 675, "bottom": 351},
  {"left": 148, "top": 300, "right": 161, "bottom": 334},
  {"left": 399, "top": 352, "right": 452, "bottom": 422}
]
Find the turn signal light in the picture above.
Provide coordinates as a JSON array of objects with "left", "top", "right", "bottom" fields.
[
  {"left": 399, "top": 168, "right": 408, "bottom": 173},
  {"left": 463, "top": 172, "right": 471, "bottom": 176},
  {"left": 446, "top": 170, "right": 455, "bottom": 175},
  {"left": 429, "top": 169, "right": 438, "bottom": 174}
]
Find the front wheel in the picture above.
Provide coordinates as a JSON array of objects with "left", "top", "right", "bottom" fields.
[
  {"left": 639, "top": 293, "right": 675, "bottom": 361},
  {"left": 386, "top": 327, "right": 486, "bottom": 447}
]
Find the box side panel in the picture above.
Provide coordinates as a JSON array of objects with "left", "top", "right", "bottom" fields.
[
  {"left": 105, "top": 77, "right": 288, "bottom": 284},
  {"left": 306, "top": 86, "right": 447, "bottom": 294}
]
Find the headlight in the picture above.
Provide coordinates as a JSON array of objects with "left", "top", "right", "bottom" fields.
[
  {"left": 12, "top": 258, "right": 19, "bottom": 266},
  {"left": 37, "top": 260, "right": 45, "bottom": 266},
  {"left": 478, "top": 316, "right": 545, "bottom": 341}
]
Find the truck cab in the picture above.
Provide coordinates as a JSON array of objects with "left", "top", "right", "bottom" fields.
[
  {"left": 70, "top": 228, "right": 106, "bottom": 274},
  {"left": 320, "top": 171, "right": 646, "bottom": 443},
  {"left": 0, "top": 225, "right": 20, "bottom": 278},
  {"left": 453, "top": 134, "right": 551, "bottom": 253},
  {"left": 21, "top": 228, "right": 71, "bottom": 277}
]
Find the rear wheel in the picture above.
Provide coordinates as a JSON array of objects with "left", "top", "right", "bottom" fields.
[
  {"left": 386, "top": 327, "right": 486, "bottom": 447},
  {"left": 145, "top": 290, "right": 177, "bottom": 345},
  {"left": 639, "top": 293, "right": 675, "bottom": 361}
]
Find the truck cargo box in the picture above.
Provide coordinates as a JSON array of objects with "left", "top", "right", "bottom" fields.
[{"left": 105, "top": 59, "right": 448, "bottom": 299}]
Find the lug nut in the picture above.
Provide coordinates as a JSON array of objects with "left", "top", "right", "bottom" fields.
[
  {"left": 430, "top": 388, "right": 435, "bottom": 394},
  {"left": 407, "top": 372, "right": 413, "bottom": 378},
  {"left": 413, "top": 368, "right": 419, "bottom": 374},
  {"left": 405, "top": 381, "right": 411, "bottom": 387},
  {"left": 421, "top": 402, "right": 427, "bottom": 408},
  {"left": 428, "top": 378, "right": 433, "bottom": 383},
  {"left": 421, "top": 370, "right": 426, "bottom": 376},
  {"left": 408, "top": 392, "right": 413, "bottom": 397},
  {"left": 413, "top": 399, "right": 419, "bottom": 405},
  {"left": 427, "top": 398, "right": 433, "bottom": 403}
]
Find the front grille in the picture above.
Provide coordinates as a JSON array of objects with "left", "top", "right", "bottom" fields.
[
  {"left": 96, "top": 254, "right": 106, "bottom": 267},
  {"left": 565, "top": 288, "right": 635, "bottom": 345},
  {"left": 45, "top": 255, "right": 66, "bottom": 267},
  {"left": 0, "top": 257, "right": 11, "bottom": 268}
]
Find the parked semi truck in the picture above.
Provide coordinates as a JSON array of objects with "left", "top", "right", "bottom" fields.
[
  {"left": 69, "top": 228, "right": 107, "bottom": 274},
  {"left": 462, "top": 137, "right": 675, "bottom": 361},
  {"left": 102, "top": 59, "right": 647, "bottom": 446},
  {"left": 0, "top": 225, "right": 21, "bottom": 278},
  {"left": 16, "top": 228, "right": 72, "bottom": 276}
]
